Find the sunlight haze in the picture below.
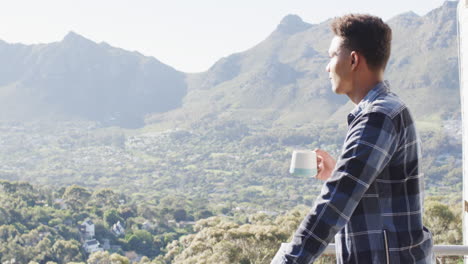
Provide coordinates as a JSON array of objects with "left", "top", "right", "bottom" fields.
[{"left": 0, "top": 0, "right": 447, "bottom": 72}]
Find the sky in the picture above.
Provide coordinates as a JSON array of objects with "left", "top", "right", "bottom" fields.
[{"left": 0, "top": 0, "right": 448, "bottom": 73}]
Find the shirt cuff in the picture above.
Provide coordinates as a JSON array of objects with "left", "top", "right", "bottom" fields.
[{"left": 271, "top": 243, "right": 291, "bottom": 263}]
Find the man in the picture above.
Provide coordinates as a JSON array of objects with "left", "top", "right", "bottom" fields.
[{"left": 272, "top": 14, "right": 434, "bottom": 263}]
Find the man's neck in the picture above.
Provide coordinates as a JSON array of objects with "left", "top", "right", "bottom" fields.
[{"left": 347, "top": 73, "right": 384, "bottom": 105}]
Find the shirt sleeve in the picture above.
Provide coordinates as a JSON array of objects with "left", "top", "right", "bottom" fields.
[{"left": 272, "top": 111, "right": 399, "bottom": 264}]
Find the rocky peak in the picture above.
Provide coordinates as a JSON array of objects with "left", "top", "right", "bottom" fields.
[
  {"left": 276, "top": 14, "right": 312, "bottom": 35},
  {"left": 61, "top": 31, "right": 96, "bottom": 49}
]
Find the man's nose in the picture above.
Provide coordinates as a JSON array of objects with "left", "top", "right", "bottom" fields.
[{"left": 326, "top": 63, "right": 330, "bottom": 72}]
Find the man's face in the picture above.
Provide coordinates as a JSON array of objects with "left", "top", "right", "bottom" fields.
[{"left": 326, "top": 36, "right": 353, "bottom": 94}]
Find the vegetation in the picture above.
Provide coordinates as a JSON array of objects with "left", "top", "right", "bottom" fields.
[
  {"left": 0, "top": 180, "right": 461, "bottom": 263},
  {"left": 0, "top": 180, "right": 199, "bottom": 263},
  {"left": 0, "top": 3, "right": 461, "bottom": 263},
  {"left": 0, "top": 118, "right": 461, "bottom": 210},
  {"left": 0, "top": 114, "right": 462, "bottom": 263}
]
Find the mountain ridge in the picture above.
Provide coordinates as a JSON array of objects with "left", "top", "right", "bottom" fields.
[
  {"left": 0, "top": 31, "right": 188, "bottom": 128},
  {"left": 151, "top": 1, "right": 459, "bottom": 129},
  {"left": 0, "top": 1, "right": 460, "bottom": 130}
]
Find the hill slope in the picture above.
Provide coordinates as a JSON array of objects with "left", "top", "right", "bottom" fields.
[
  {"left": 0, "top": 32, "right": 187, "bottom": 128},
  {"left": 149, "top": 1, "right": 460, "bottom": 129}
]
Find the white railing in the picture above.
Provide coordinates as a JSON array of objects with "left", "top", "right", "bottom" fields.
[
  {"left": 434, "top": 245, "right": 468, "bottom": 256},
  {"left": 273, "top": 243, "right": 468, "bottom": 264},
  {"left": 322, "top": 244, "right": 468, "bottom": 256}
]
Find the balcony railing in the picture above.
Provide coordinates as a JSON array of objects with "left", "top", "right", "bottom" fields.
[
  {"left": 321, "top": 244, "right": 468, "bottom": 263},
  {"left": 322, "top": 243, "right": 468, "bottom": 255},
  {"left": 275, "top": 243, "right": 468, "bottom": 263}
]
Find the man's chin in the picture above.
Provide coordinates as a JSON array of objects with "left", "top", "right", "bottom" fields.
[
  {"left": 332, "top": 86, "right": 341, "bottom": 94},
  {"left": 332, "top": 84, "right": 349, "bottom": 95}
]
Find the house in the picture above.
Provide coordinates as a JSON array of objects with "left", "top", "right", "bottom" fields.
[
  {"left": 79, "top": 219, "right": 95, "bottom": 239},
  {"left": 111, "top": 221, "right": 125, "bottom": 236},
  {"left": 83, "top": 239, "right": 102, "bottom": 253}
]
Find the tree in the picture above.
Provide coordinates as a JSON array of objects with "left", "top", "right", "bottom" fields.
[
  {"left": 92, "top": 189, "right": 120, "bottom": 208},
  {"left": 31, "top": 237, "right": 53, "bottom": 263},
  {"left": 0, "top": 225, "right": 19, "bottom": 241},
  {"left": 119, "top": 207, "right": 136, "bottom": 220},
  {"left": 195, "top": 210, "right": 214, "bottom": 220},
  {"left": 164, "top": 207, "right": 336, "bottom": 264},
  {"left": 173, "top": 209, "right": 187, "bottom": 222},
  {"left": 87, "top": 251, "right": 129, "bottom": 264},
  {"left": 104, "top": 209, "right": 124, "bottom": 228},
  {"left": 62, "top": 185, "right": 92, "bottom": 211},
  {"left": 51, "top": 240, "right": 83, "bottom": 263},
  {"left": 94, "top": 220, "right": 115, "bottom": 242},
  {"left": 87, "top": 251, "right": 109, "bottom": 264},
  {"left": 424, "top": 201, "right": 462, "bottom": 244},
  {"left": 63, "top": 185, "right": 92, "bottom": 202},
  {"left": 126, "top": 230, "right": 158, "bottom": 257},
  {"left": 109, "top": 253, "right": 131, "bottom": 264},
  {"left": 138, "top": 256, "right": 151, "bottom": 263}
]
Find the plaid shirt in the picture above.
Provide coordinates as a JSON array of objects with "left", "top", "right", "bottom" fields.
[{"left": 272, "top": 81, "right": 434, "bottom": 264}]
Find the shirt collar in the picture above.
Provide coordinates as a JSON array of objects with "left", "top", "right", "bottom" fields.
[{"left": 347, "top": 80, "right": 390, "bottom": 125}]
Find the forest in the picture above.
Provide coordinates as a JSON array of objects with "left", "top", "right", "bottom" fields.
[
  {"left": 0, "top": 117, "right": 463, "bottom": 263},
  {"left": 0, "top": 180, "right": 461, "bottom": 263}
]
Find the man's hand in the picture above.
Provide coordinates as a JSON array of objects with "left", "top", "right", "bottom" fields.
[{"left": 315, "top": 149, "right": 336, "bottom": 181}]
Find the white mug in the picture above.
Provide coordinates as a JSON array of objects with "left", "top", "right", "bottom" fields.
[{"left": 289, "top": 150, "right": 317, "bottom": 177}]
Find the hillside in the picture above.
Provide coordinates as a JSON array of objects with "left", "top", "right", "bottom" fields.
[
  {"left": 0, "top": 2, "right": 460, "bottom": 130},
  {"left": 0, "top": 32, "right": 187, "bottom": 128},
  {"left": 0, "top": 1, "right": 461, "bottom": 203},
  {"left": 149, "top": 1, "right": 460, "bottom": 129}
]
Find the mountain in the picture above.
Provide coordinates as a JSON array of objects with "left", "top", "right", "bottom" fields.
[
  {"left": 149, "top": 1, "right": 460, "bottom": 129},
  {"left": 0, "top": 2, "right": 461, "bottom": 222},
  {"left": 384, "top": 1, "right": 459, "bottom": 118},
  {"left": 0, "top": 32, "right": 187, "bottom": 128},
  {"left": 0, "top": 1, "right": 460, "bottom": 130}
]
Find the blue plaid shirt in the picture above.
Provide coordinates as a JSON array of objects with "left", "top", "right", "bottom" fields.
[{"left": 272, "top": 81, "right": 434, "bottom": 264}]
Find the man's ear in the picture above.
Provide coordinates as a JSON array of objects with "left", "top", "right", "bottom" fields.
[{"left": 350, "top": 51, "right": 359, "bottom": 70}]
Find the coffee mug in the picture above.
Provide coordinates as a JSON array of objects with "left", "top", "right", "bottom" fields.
[{"left": 289, "top": 150, "right": 317, "bottom": 177}]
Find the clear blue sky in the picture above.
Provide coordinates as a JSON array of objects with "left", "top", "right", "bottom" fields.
[{"left": 0, "top": 0, "right": 448, "bottom": 73}]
